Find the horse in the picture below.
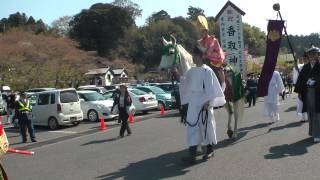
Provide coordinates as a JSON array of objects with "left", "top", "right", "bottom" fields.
[{"left": 159, "top": 35, "right": 245, "bottom": 139}]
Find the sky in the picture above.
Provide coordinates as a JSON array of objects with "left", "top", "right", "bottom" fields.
[{"left": 0, "top": 0, "right": 319, "bottom": 35}]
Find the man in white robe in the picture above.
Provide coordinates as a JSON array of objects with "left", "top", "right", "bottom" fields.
[
  {"left": 264, "top": 70, "right": 285, "bottom": 124},
  {"left": 293, "top": 55, "right": 309, "bottom": 122},
  {"left": 179, "top": 46, "right": 226, "bottom": 164}
]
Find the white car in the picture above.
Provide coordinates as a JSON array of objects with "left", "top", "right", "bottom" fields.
[
  {"left": 77, "top": 90, "right": 118, "bottom": 122},
  {"left": 127, "top": 88, "right": 157, "bottom": 113},
  {"left": 78, "top": 85, "right": 107, "bottom": 94},
  {"left": 30, "top": 88, "right": 83, "bottom": 130}
]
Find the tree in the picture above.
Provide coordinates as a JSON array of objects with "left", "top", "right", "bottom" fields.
[
  {"left": 243, "top": 23, "right": 266, "bottom": 56},
  {"left": 69, "top": 3, "right": 135, "bottom": 56},
  {"left": 187, "top": 6, "right": 205, "bottom": 21},
  {"left": 7, "top": 12, "right": 28, "bottom": 27},
  {"left": 51, "top": 16, "right": 72, "bottom": 37},
  {"left": 146, "top": 10, "right": 170, "bottom": 24},
  {"left": 111, "top": 0, "right": 142, "bottom": 20},
  {"left": 0, "top": 29, "right": 96, "bottom": 90},
  {"left": 26, "top": 16, "right": 36, "bottom": 25}
]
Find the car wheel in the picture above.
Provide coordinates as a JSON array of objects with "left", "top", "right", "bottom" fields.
[
  {"left": 88, "top": 110, "right": 99, "bottom": 122},
  {"left": 48, "top": 117, "right": 59, "bottom": 130},
  {"left": 158, "top": 102, "right": 165, "bottom": 110}
]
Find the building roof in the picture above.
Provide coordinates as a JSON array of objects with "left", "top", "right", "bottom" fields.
[
  {"left": 85, "top": 67, "right": 128, "bottom": 76},
  {"left": 85, "top": 67, "right": 110, "bottom": 75},
  {"left": 112, "top": 68, "right": 125, "bottom": 75},
  {"left": 215, "top": 1, "right": 246, "bottom": 21}
]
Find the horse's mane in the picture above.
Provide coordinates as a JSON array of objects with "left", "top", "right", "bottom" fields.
[{"left": 176, "top": 44, "right": 194, "bottom": 74}]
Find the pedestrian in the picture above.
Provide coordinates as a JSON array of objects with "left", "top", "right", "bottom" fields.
[
  {"left": 15, "top": 92, "right": 36, "bottom": 143},
  {"left": 287, "top": 76, "right": 293, "bottom": 94},
  {"left": 246, "top": 74, "right": 258, "bottom": 107},
  {"left": 293, "top": 53, "right": 309, "bottom": 122},
  {"left": 264, "top": 70, "right": 285, "bottom": 124},
  {"left": 6, "top": 92, "right": 16, "bottom": 124},
  {"left": 178, "top": 45, "right": 226, "bottom": 164},
  {"left": 111, "top": 85, "right": 132, "bottom": 138},
  {"left": 294, "top": 45, "right": 320, "bottom": 142},
  {"left": 280, "top": 73, "right": 287, "bottom": 100}
]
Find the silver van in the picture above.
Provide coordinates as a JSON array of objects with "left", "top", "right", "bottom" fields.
[{"left": 31, "top": 88, "right": 83, "bottom": 130}]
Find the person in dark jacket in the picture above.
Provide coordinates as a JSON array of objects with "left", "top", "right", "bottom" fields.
[
  {"left": 245, "top": 74, "right": 258, "bottom": 107},
  {"left": 111, "top": 85, "right": 132, "bottom": 138},
  {"left": 295, "top": 46, "right": 320, "bottom": 142}
]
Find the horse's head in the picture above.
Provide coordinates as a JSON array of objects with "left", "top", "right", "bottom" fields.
[{"left": 159, "top": 35, "right": 180, "bottom": 72}]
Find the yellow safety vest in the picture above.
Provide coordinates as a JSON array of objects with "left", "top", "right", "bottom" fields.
[{"left": 17, "top": 100, "right": 31, "bottom": 112}]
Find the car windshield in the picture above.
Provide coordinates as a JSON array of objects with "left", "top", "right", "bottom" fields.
[
  {"left": 81, "top": 92, "right": 106, "bottom": 101},
  {"left": 158, "top": 84, "right": 171, "bottom": 91},
  {"left": 150, "top": 86, "right": 166, "bottom": 94},
  {"left": 129, "top": 89, "right": 147, "bottom": 96},
  {"left": 103, "top": 91, "right": 115, "bottom": 99}
]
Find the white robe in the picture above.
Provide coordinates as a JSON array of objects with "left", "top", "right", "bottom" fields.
[
  {"left": 179, "top": 64, "right": 226, "bottom": 146},
  {"left": 264, "top": 71, "right": 285, "bottom": 122},
  {"left": 293, "top": 64, "right": 308, "bottom": 120}
]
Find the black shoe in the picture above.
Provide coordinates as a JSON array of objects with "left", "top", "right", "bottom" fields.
[
  {"left": 127, "top": 133, "right": 132, "bottom": 136},
  {"left": 31, "top": 139, "right": 37, "bottom": 142},
  {"left": 202, "top": 151, "right": 214, "bottom": 160}
]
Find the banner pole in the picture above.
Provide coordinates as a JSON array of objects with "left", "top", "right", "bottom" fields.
[{"left": 274, "top": 5, "right": 299, "bottom": 72}]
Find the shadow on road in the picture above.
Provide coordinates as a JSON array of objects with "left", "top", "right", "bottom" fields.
[
  {"left": 284, "top": 106, "right": 296, "bottom": 112},
  {"left": 96, "top": 150, "right": 190, "bottom": 180},
  {"left": 264, "top": 137, "right": 314, "bottom": 159},
  {"left": 268, "top": 121, "right": 303, "bottom": 132},
  {"left": 81, "top": 137, "right": 122, "bottom": 146},
  {"left": 238, "top": 123, "right": 270, "bottom": 132}
]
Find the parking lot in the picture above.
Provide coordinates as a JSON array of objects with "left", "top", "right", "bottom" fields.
[{"left": 4, "top": 109, "right": 179, "bottom": 150}]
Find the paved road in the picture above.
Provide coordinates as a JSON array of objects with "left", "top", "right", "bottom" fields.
[{"left": 3, "top": 95, "right": 320, "bottom": 180}]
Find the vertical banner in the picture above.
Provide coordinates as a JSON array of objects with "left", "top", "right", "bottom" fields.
[
  {"left": 256, "top": 20, "right": 284, "bottom": 97},
  {"left": 217, "top": 1, "right": 246, "bottom": 77}
]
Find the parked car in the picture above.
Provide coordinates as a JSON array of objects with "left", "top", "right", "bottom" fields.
[
  {"left": 103, "top": 85, "right": 117, "bottom": 91},
  {"left": 77, "top": 90, "right": 118, "bottom": 122},
  {"left": 0, "top": 92, "right": 6, "bottom": 115},
  {"left": 30, "top": 88, "right": 83, "bottom": 130},
  {"left": 103, "top": 88, "right": 157, "bottom": 114},
  {"left": 135, "top": 86, "right": 174, "bottom": 110},
  {"left": 25, "top": 88, "right": 56, "bottom": 93},
  {"left": 155, "top": 82, "right": 180, "bottom": 109},
  {"left": 78, "top": 86, "right": 107, "bottom": 94}
]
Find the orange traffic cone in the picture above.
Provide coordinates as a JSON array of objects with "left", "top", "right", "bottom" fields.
[
  {"left": 160, "top": 105, "right": 165, "bottom": 115},
  {"left": 100, "top": 117, "right": 107, "bottom": 130},
  {"left": 129, "top": 114, "right": 134, "bottom": 123}
]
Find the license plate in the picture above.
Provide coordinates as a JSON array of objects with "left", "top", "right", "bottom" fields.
[{"left": 70, "top": 117, "right": 77, "bottom": 121}]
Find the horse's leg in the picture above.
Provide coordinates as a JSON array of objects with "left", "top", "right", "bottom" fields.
[
  {"left": 225, "top": 102, "right": 233, "bottom": 138},
  {"left": 233, "top": 101, "right": 239, "bottom": 138}
]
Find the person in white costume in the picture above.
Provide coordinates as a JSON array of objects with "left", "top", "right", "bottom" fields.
[
  {"left": 293, "top": 54, "right": 309, "bottom": 122},
  {"left": 264, "top": 70, "right": 285, "bottom": 124},
  {"left": 178, "top": 46, "right": 226, "bottom": 164}
]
